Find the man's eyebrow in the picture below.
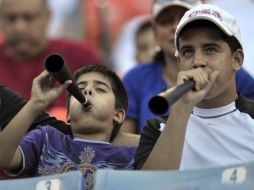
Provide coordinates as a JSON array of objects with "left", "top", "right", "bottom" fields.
[
  {"left": 180, "top": 43, "right": 221, "bottom": 50},
  {"left": 179, "top": 45, "right": 192, "bottom": 51},
  {"left": 179, "top": 44, "right": 191, "bottom": 49},
  {"left": 202, "top": 43, "right": 221, "bottom": 48}
]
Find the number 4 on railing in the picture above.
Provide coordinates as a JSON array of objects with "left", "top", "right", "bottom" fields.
[{"left": 221, "top": 166, "right": 247, "bottom": 184}]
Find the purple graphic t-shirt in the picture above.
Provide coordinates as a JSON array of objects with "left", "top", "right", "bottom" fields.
[{"left": 18, "top": 125, "right": 137, "bottom": 189}]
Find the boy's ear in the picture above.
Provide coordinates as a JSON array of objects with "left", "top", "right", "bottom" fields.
[
  {"left": 113, "top": 108, "right": 126, "bottom": 125},
  {"left": 232, "top": 49, "right": 244, "bottom": 71},
  {"left": 66, "top": 113, "right": 71, "bottom": 123}
]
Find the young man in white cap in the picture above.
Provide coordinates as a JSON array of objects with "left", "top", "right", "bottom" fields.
[
  {"left": 134, "top": 4, "right": 254, "bottom": 170},
  {"left": 122, "top": 0, "right": 254, "bottom": 134}
]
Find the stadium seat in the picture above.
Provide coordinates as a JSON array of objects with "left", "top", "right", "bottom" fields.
[
  {"left": 94, "top": 161, "right": 254, "bottom": 190},
  {"left": 0, "top": 171, "right": 84, "bottom": 190}
]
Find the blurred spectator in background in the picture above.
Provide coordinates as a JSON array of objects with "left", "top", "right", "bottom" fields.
[
  {"left": 83, "top": 0, "right": 153, "bottom": 67},
  {"left": 0, "top": 0, "right": 102, "bottom": 121},
  {"left": 122, "top": 0, "right": 203, "bottom": 134},
  {"left": 111, "top": 15, "right": 157, "bottom": 77},
  {"left": 122, "top": 0, "right": 254, "bottom": 134},
  {"left": 47, "top": 0, "right": 83, "bottom": 39},
  {"left": 135, "top": 19, "right": 158, "bottom": 64}
]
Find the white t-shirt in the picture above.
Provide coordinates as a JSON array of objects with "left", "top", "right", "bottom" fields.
[{"left": 180, "top": 102, "right": 254, "bottom": 170}]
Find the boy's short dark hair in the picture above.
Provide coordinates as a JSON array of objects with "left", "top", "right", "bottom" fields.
[
  {"left": 67, "top": 64, "right": 128, "bottom": 141},
  {"left": 178, "top": 20, "right": 242, "bottom": 54}
]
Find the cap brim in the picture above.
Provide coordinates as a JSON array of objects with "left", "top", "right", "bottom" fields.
[{"left": 175, "top": 15, "right": 234, "bottom": 55}]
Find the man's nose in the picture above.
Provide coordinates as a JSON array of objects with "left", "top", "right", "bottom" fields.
[
  {"left": 13, "top": 18, "right": 28, "bottom": 32},
  {"left": 193, "top": 51, "right": 207, "bottom": 68}
]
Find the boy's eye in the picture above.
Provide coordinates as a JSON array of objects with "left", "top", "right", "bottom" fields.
[{"left": 96, "top": 88, "right": 106, "bottom": 92}]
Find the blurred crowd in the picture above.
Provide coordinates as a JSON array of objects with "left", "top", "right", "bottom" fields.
[
  {"left": 44, "top": 0, "right": 254, "bottom": 77},
  {"left": 1, "top": 0, "right": 253, "bottom": 76}
]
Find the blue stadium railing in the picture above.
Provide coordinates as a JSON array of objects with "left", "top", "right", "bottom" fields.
[
  {"left": 94, "top": 161, "right": 254, "bottom": 190},
  {"left": 0, "top": 171, "right": 84, "bottom": 190}
]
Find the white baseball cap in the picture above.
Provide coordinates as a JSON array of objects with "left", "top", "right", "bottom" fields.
[
  {"left": 175, "top": 4, "right": 243, "bottom": 55},
  {"left": 152, "top": 0, "right": 202, "bottom": 19}
]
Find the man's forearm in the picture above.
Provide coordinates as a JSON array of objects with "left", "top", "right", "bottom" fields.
[{"left": 142, "top": 102, "right": 193, "bottom": 170}]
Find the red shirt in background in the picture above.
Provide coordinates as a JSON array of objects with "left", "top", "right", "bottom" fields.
[{"left": 0, "top": 39, "right": 102, "bottom": 119}]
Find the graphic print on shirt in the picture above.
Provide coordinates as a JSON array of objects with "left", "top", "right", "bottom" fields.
[{"left": 38, "top": 134, "right": 97, "bottom": 189}]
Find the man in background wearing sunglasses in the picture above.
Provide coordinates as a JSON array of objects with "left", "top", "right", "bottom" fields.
[{"left": 122, "top": 0, "right": 254, "bottom": 135}]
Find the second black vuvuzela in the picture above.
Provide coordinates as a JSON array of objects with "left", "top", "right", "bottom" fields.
[{"left": 149, "top": 80, "right": 195, "bottom": 115}]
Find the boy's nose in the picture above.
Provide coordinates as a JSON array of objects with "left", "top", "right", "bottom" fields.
[{"left": 84, "top": 90, "right": 93, "bottom": 96}]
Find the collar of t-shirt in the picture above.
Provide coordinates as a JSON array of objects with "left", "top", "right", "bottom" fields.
[{"left": 159, "top": 101, "right": 236, "bottom": 131}]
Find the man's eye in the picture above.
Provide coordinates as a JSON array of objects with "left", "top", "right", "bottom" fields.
[
  {"left": 23, "top": 14, "right": 36, "bottom": 22},
  {"left": 180, "top": 49, "right": 193, "bottom": 57},
  {"left": 4, "top": 15, "right": 16, "bottom": 23},
  {"left": 206, "top": 48, "right": 216, "bottom": 54}
]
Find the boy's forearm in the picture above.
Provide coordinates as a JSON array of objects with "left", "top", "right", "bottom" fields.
[
  {"left": 142, "top": 102, "right": 193, "bottom": 170},
  {"left": 0, "top": 99, "right": 43, "bottom": 167}
]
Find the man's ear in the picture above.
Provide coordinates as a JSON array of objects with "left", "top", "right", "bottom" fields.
[
  {"left": 176, "top": 56, "right": 181, "bottom": 64},
  {"left": 232, "top": 49, "right": 244, "bottom": 71},
  {"left": 113, "top": 108, "right": 126, "bottom": 125},
  {"left": 44, "top": 6, "right": 52, "bottom": 27}
]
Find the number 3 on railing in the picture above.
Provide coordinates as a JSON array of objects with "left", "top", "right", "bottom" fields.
[{"left": 36, "top": 178, "right": 61, "bottom": 190}]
